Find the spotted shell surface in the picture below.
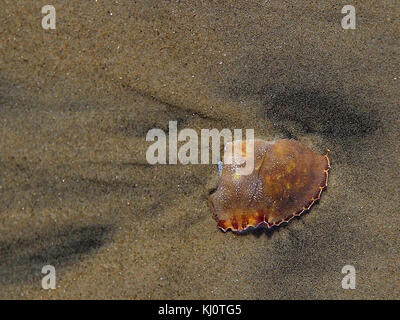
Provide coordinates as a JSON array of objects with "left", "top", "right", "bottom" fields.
[{"left": 209, "top": 139, "right": 330, "bottom": 232}]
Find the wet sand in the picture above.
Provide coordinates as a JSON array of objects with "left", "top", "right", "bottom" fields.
[{"left": 0, "top": 1, "right": 399, "bottom": 299}]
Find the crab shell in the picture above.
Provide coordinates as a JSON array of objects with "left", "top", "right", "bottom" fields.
[{"left": 209, "top": 139, "right": 330, "bottom": 232}]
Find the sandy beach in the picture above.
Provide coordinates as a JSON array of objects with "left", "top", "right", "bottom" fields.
[{"left": 0, "top": 1, "right": 399, "bottom": 299}]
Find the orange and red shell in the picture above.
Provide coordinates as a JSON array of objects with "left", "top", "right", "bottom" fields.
[{"left": 209, "top": 139, "right": 330, "bottom": 232}]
